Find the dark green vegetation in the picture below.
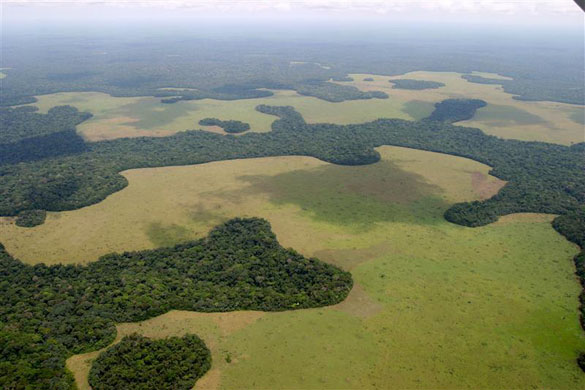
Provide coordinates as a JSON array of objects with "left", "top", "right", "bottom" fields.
[
  {"left": 0, "top": 106, "right": 90, "bottom": 165},
  {"left": 389, "top": 79, "right": 445, "bottom": 90},
  {"left": 157, "top": 85, "right": 274, "bottom": 103},
  {"left": 2, "top": 32, "right": 582, "bottom": 106},
  {"left": 0, "top": 106, "right": 90, "bottom": 144},
  {"left": 295, "top": 81, "right": 388, "bottom": 102},
  {"left": 89, "top": 334, "right": 211, "bottom": 390},
  {"left": 199, "top": 117, "right": 250, "bottom": 133},
  {"left": 0, "top": 327, "right": 75, "bottom": 389},
  {"left": 0, "top": 218, "right": 352, "bottom": 389},
  {"left": 462, "top": 74, "right": 583, "bottom": 105},
  {"left": 15, "top": 209, "right": 47, "bottom": 227},
  {"left": 425, "top": 99, "right": 487, "bottom": 123}
]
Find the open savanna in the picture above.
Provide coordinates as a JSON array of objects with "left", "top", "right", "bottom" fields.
[
  {"left": 25, "top": 88, "right": 411, "bottom": 141},
  {"left": 25, "top": 70, "right": 583, "bottom": 144},
  {"left": 1, "top": 146, "right": 583, "bottom": 389},
  {"left": 338, "top": 72, "right": 584, "bottom": 145}
]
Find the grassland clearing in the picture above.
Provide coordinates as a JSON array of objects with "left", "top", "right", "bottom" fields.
[
  {"left": 1, "top": 146, "right": 583, "bottom": 388},
  {"left": 24, "top": 70, "right": 582, "bottom": 144},
  {"left": 0, "top": 146, "right": 503, "bottom": 265},
  {"left": 335, "top": 72, "right": 584, "bottom": 144}
]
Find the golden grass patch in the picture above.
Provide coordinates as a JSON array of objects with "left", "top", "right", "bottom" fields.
[
  {"left": 336, "top": 72, "right": 583, "bottom": 145},
  {"left": 0, "top": 146, "right": 503, "bottom": 265}
]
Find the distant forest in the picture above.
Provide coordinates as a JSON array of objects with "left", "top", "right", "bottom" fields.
[
  {"left": 1, "top": 34, "right": 583, "bottom": 105},
  {"left": 390, "top": 79, "right": 445, "bottom": 90}
]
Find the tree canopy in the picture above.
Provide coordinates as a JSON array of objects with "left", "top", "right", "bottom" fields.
[
  {"left": 89, "top": 334, "right": 211, "bottom": 390},
  {"left": 0, "top": 218, "right": 352, "bottom": 389}
]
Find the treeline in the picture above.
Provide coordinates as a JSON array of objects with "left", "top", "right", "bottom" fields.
[
  {"left": 89, "top": 334, "right": 211, "bottom": 390},
  {"left": 462, "top": 74, "right": 584, "bottom": 105},
  {"left": 424, "top": 99, "right": 487, "bottom": 123},
  {"left": 15, "top": 209, "right": 47, "bottom": 227},
  {"left": 0, "top": 106, "right": 90, "bottom": 166},
  {"left": 295, "top": 81, "right": 388, "bottom": 102},
  {"left": 1, "top": 103, "right": 582, "bottom": 229},
  {"left": 551, "top": 206, "right": 585, "bottom": 370},
  {"left": 390, "top": 79, "right": 445, "bottom": 90},
  {"left": 199, "top": 118, "right": 250, "bottom": 133},
  {"left": 0, "top": 105, "right": 91, "bottom": 144},
  {"left": 0, "top": 218, "right": 353, "bottom": 389}
]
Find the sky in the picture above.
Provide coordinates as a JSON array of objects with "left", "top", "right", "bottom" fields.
[{"left": 2, "top": 0, "right": 584, "bottom": 31}]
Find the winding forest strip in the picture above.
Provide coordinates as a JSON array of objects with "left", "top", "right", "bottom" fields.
[
  {"left": 0, "top": 100, "right": 584, "bottom": 368},
  {"left": 0, "top": 218, "right": 352, "bottom": 389}
]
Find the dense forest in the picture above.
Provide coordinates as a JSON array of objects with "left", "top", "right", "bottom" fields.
[
  {"left": 14, "top": 209, "right": 47, "bottom": 227},
  {"left": 424, "top": 99, "right": 487, "bottom": 123},
  {"left": 0, "top": 106, "right": 90, "bottom": 166},
  {"left": 89, "top": 334, "right": 211, "bottom": 390},
  {"left": 199, "top": 118, "right": 251, "bottom": 133},
  {"left": 389, "top": 79, "right": 445, "bottom": 90},
  {"left": 0, "top": 218, "right": 352, "bottom": 389},
  {"left": 1, "top": 33, "right": 583, "bottom": 106},
  {"left": 295, "top": 81, "right": 388, "bottom": 102}
]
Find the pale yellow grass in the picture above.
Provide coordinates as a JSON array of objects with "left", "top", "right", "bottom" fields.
[
  {"left": 469, "top": 71, "right": 513, "bottom": 80},
  {"left": 27, "top": 88, "right": 410, "bottom": 141},
  {"left": 21, "top": 71, "right": 584, "bottom": 144},
  {"left": 0, "top": 146, "right": 503, "bottom": 265},
  {"left": 337, "top": 72, "right": 584, "bottom": 144}
]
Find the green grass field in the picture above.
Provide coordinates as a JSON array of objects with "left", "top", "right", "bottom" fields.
[{"left": 1, "top": 146, "right": 582, "bottom": 389}]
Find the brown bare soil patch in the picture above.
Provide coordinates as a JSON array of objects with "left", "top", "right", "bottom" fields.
[
  {"left": 332, "top": 282, "right": 383, "bottom": 319},
  {"left": 471, "top": 171, "right": 507, "bottom": 199}
]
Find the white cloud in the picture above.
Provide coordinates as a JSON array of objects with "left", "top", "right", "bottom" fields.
[
  {"left": 3, "top": 0, "right": 582, "bottom": 25},
  {"left": 3, "top": 0, "right": 581, "bottom": 14}
]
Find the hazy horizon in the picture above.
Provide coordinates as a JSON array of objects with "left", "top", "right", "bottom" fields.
[{"left": 3, "top": 0, "right": 583, "bottom": 33}]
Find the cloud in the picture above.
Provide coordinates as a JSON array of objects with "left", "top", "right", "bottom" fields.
[
  {"left": 3, "top": 0, "right": 581, "bottom": 14},
  {"left": 3, "top": 0, "right": 582, "bottom": 24}
]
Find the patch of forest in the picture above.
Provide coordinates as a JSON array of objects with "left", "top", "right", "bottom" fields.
[
  {"left": 425, "top": 99, "right": 487, "bottom": 123},
  {"left": 389, "top": 79, "right": 445, "bottom": 90},
  {"left": 0, "top": 217, "right": 353, "bottom": 389},
  {"left": 295, "top": 81, "right": 388, "bottom": 102},
  {"left": 14, "top": 209, "right": 46, "bottom": 227},
  {"left": 89, "top": 334, "right": 211, "bottom": 390},
  {"left": 199, "top": 118, "right": 250, "bottom": 133},
  {"left": 0, "top": 106, "right": 90, "bottom": 166}
]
